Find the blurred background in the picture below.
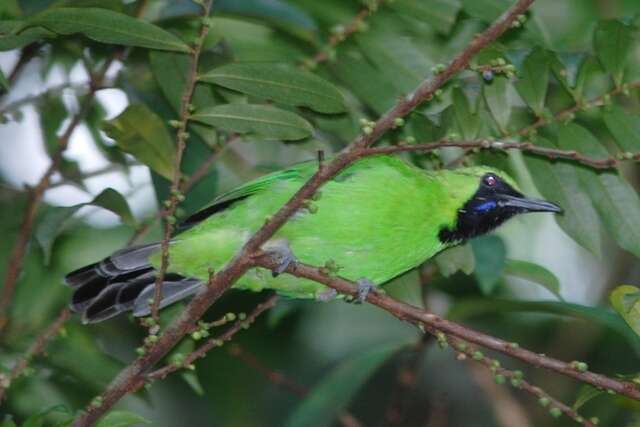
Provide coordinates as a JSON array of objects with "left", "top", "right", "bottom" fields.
[{"left": 1, "top": 0, "right": 640, "bottom": 426}]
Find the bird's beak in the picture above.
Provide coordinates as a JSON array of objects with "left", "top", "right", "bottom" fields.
[{"left": 497, "top": 194, "right": 563, "bottom": 214}]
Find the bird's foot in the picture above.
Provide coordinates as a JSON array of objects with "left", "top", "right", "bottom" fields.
[
  {"left": 354, "top": 278, "right": 376, "bottom": 304},
  {"left": 316, "top": 288, "right": 338, "bottom": 302},
  {"left": 263, "top": 240, "right": 297, "bottom": 277}
]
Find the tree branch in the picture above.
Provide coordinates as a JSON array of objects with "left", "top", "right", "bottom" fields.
[
  {"left": 70, "top": 2, "right": 537, "bottom": 424},
  {"left": 0, "top": 308, "right": 70, "bottom": 403},
  {"left": 151, "top": 0, "right": 216, "bottom": 320},
  {"left": 254, "top": 256, "right": 640, "bottom": 401}
]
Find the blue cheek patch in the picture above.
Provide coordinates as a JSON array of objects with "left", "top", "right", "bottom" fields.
[{"left": 475, "top": 200, "right": 497, "bottom": 213}]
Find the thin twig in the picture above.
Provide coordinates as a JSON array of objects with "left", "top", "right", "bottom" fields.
[
  {"left": 0, "top": 308, "right": 70, "bottom": 402},
  {"left": 444, "top": 333, "right": 595, "bottom": 427},
  {"left": 302, "top": 1, "right": 383, "bottom": 70},
  {"left": 70, "top": 3, "right": 537, "bottom": 425},
  {"left": 254, "top": 256, "right": 640, "bottom": 401},
  {"left": 151, "top": 0, "right": 216, "bottom": 321},
  {"left": 147, "top": 294, "right": 278, "bottom": 380}
]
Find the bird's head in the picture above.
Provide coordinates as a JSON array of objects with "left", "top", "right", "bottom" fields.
[{"left": 435, "top": 166, "right": 562, "bottom": 244}]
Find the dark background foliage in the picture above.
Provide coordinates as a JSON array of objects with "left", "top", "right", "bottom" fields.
[{"left": 1, "top": 0, "right": 640, "bottom": 426}]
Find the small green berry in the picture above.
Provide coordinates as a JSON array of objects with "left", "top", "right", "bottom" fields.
[
  {"left": 225, "top": 312, "right": 237, "bottom": 322},
  {"left": 494, "top": 374, "right": 506, "bottom": 384},
  {"left": 191, "top": 331, "right": 202, "bottom": 340},
  {"left": 393, "top": 117, "right": 405, "bottom": 128},
  {"left": 472, "top": 351, "right": 484, "bottom": 360},
  {"left": 549, "top": 407, "right": 562, "bottom": 418},
  {"left": 363, "top": 126, "right": 373, "bottom": 135},
  {"left": 538, "top": 397, "right": 550, "bottom": 407},
  {"left": 238, "top": 312, "right": 247, "bottom": 321}
]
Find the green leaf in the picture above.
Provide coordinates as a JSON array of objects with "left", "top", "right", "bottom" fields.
[
  {"left": 435, "top": 243, "right": 475, "bottom": 277},
  {"left": 1, "top": 416, "right": 16, "bottom": 427},
  {"left": 22, "top": 8, "right": 190, "bottom": 52},
  {"left": 514, "top": 47, "right": 549, "bottom": 115},
  {"left": 0, "top": 20, "right": 55, "bottom": 51},
  {"left": 199, "top": 63, "right": 347, "bottom": 113},
  {"left": 448, "top": 298, "right": 640, "bottom": 355},
  {"left": 91, "top": 188, "right": 136, "bottom": 227},
  {"left": 610, "top": 285, "right": 640, "bottom": 337},
  {"left": 471, "top": 236, "right": 506, "bottom": 295},
  {"left": 524, "top": 137, "right": 602, "bottom": 256},
  {"left": 504, "top": 259, "right": 562, "bottom": 300},
  {"left": 389, "top": 0, "right": 460, "bottom": 34},
  {"left": 594, "top": 20, "right": 632, "bottom": 86},
  {"left": 603, "top": 106, "right": 640, "bottom": 152},
  {"left": 451, "top": 87, "right": 480, "bottom": 139},
  {"left": 102, "top": 104, "right": 176, "bottom": 180},
  {"left": 191, "top": 104, "right": 313, "bottom": 141},
  {"left": 285, "top": 341, "right": 407, "bottom": 427},
  {"left": 483, "top": 75, "right": 510, "bottom": 134},
  {"left": 94, "top": 410, "right": 150, "bottom": 427},
  {"left": 573, "top": 385, "right": 605, "bottom": 411},
  {"left": 35, "top": 188, "right": 135, "bottom": 263},
  {"left": 557, "top": 123, "right": 640, "bottom": 258},
  {"left": 0, "top": 68, "right": 7, "bottom": 92}
]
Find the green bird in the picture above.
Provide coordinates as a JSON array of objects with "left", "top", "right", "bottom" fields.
[{"left": 65, "top": 155, "right": 561, "bottom": 323}]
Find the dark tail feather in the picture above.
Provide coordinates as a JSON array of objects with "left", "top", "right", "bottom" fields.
[{"left": 64, "top": 243, "right": 203, "bottom": 324}]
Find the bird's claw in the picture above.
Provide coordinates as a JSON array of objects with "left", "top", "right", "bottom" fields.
[
  {"left": 354, "top": 278, "right": 376, "bottom": 304},
  {"left": 265, "top": 241, "right": 297, "bottom": 277}
]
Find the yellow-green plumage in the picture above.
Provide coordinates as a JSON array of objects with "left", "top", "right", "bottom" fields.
[{"left": 152, "top": 156, "right": 508, "bottom": 298}]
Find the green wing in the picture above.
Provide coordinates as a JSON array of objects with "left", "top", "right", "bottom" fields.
[{"left": 179, "top": 161, "right": 312, "bottom": 229}]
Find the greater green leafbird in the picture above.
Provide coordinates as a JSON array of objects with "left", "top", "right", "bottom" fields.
[{"left": 65, "top": 155, "right": 561, "bottom": 323}]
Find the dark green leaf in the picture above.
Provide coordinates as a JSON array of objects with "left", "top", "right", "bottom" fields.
[
  {"left": 514, "top": 47, "right": 549, "bottom": 115},
  {"left": 594, "top": 20, "right": 632, "bottom": 86},
  {"left": 0, "top": 68, "right": 8, "bottom": 91},
  {"left": 284, "top": 341, "right": 407, "bottom": 427},
  {"left": 483, "top": 75, "right": 510, "bottom": 134},
  {"left": 504, "top": 259, "right": 562, "bottom": 300},
  {"left": 91, "top": 188, "right": 136, "bottom": 227},
  {"left": 0, "top": 20, "right": 55, "bottom": 51},
  {"left": 452, "top": 87, "right": 480, "bottom": 139},
  {"left": 389, "top": 0, "right": 460, "bottom": 34},
  {"left": 573, "top": 385, "right": 605, "bottom": 411},
  {"left": 448, "top": 298, "right": 640, "bottom": 355},
  {"left": 558, "top": 124, "right": 640, "bottom": 258},
  {"left": 524, "top": 137, "right": 602, "bottom": 256},
  {"left": 435, "top": 244, "right": 475, "bottom": 277},
  {"left": 35, "top": 188, "right": 135, "bottom": 263},
  {"left": 603, "top": 106, "right": 640, "bottom": 152},
  {"left": 471, "top": 236, "right": 506, "bottom": 295},
  {"left": 199, "top": 63, "right": 347, "bottom": 113},
  {"left": 102, "top": 104, "right": 176, "bottom": 180},
  {"left": 22, "top": 8, "right": 190, "bottom": 52},
  {"left": 610, "top": 285, "right": 640, "bottom": 337},
  {"left": 181, "top": 371, "right": 205, "bottom": 396},
  {"left": 94, "top": 410, "right": 150, "bottom": 427},
  {"left": 191, "top": 104, "right": 313, "bottom": 140}
]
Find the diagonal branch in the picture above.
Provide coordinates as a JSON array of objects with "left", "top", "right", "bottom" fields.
[
  {"left": 254, "top": 256, "right": 640, "bottom": 401},
  {"left": 70, "top": 2, "right": 536, "bottom": 425}
]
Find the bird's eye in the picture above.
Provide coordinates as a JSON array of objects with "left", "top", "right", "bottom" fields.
[{"left": 483, "top": 174, "right": 497, "bottom": 187}]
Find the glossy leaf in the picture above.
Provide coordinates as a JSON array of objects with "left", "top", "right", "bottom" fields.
[
  {"left": 558, "top": 123, "right": 640, "bottom": 258},
  {"left": 448, "top": 298, "right": 640, "bottom": 355},
  {"left": 594, "top": 20, "right": 632, "bottom": 86},
  {"left": 284, "top": 341, "right": 407, "bottom": 427},
  {"left": 514, "top": 47, "right": 549, "bottom": 115},
  {"left": 199, "top": 63, "right": 347, "bottom": 113},
  {"left": 191, "top": 104, "right": 313, "bottom": 140},
  {"left": 0, "top": 68, "right": 7, "bottom": 91},
  {"left": 388, "top": 0, "right": 460, "bottom": 34},
  {"left": 483, "top": 75, "right": 510, "bottom": 134},
  {"left": 35, "top": 188, "right": 135, "bottom": 263},
  {"left": 94, "top": 410, "right": 150, "bottom": 427},
  {"left": 573, "top": 385, "right": 605, "bottom": 411},
  {"left": 524, "top": 137, "right": 602, "bottom": 256},
  {"left": 603, "top": 106, "right": 640, "bottom": 152},
  {"left": 610, "top": 285, "right": 640, "bottom": 337},
  {"left": 22, "top": 8, "right": 190, "bottom": 52},
  {"left": 471, "top": 236, "right": 506, "bottom": 295},
  {"left": 102, "top": 104, "right": 176, "bottom": 180},
  {"left": 504, "top": 259, "right": 562, "bottom": 300},
  {"left": 0, "top": 20, "right": 55, "bottom": 51},
  {"left": 452, "top": 87, "right": 480, "bottom": 139}
]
